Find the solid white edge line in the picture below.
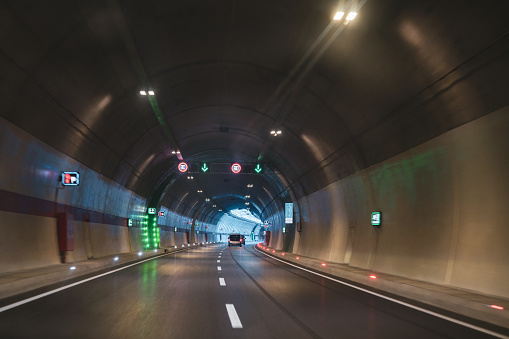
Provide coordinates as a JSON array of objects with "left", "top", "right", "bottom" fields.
[
  {"left": 219, "top": 278, "right": 226, "bottom": 286},
  {"left": 0, "top": 249, "right": 188, "bottom": 314},
  {"left": 254, "top": 246, "right": 508, "bottom": 339},
  {"left": 226, "top": 304, "right": 242, "bottom": 328}
]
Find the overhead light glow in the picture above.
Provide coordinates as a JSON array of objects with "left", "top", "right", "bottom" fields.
[
  {"left": 346, "top": 12, "right": 357, "bottom": 21},
  {"left": 333, "top": 11, "right": 345, "bottom": 20},
  {"left": 114, "top": 257, "right": 119, "bottom": 261},
  {"left": 140, "top": 91, "right": 147, "bottom": 95},
  {"left": 70, "top": 266, "right": 76, "bottom": 270}
]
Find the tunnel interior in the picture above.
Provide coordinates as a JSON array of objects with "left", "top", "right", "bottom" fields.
[{"left": 1, "top": 0, "right": 509, "bottom": 301}]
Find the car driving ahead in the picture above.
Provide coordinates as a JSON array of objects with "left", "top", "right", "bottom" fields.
[{"left": 228, "top": 234, "right": 242, "bottom": 247}]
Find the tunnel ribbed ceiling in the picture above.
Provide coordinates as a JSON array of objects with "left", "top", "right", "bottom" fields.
[{"left": 1, "top": 0, "right": 508, "bottom": 224}]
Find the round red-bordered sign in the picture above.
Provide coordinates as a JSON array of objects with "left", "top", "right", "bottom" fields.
[
  {"left": 178, "top": 162, "right": 188, "bottom": 173},
  {"left": 231, "top": 163, "right": 242, "bottom": 173}
]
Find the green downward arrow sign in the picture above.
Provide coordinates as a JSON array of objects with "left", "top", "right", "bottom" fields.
[
  {"left": 254, "top": 164, "right": 262, "bottom": 173},
  {"left": 201, "top": 163, "right": 209, "bottom": 172}
]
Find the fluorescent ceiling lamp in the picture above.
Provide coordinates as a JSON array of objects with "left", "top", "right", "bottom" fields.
[
  {"left": 333, "top": 12, "right": 344, "bottom": 20},
  {"left": 346, "top": 12, "right": 357, "bottom": 21},
  {"left": 140, "top": 91, "right": 147, "bottom": 95},
  {"left": 148, "top": 90, "right": 155, "bottom": 95}
]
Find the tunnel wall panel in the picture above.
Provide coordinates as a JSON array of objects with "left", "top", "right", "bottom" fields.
[
  {"left": 293, "top": 106, "right": 509, "bottom": 298},
  {"left": 0, "top": 212, "right": 60, "bottom": 274}
]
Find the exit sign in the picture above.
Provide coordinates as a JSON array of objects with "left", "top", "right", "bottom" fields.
[{"left": 371, "top": 212, "right": 381, "bottom": 226}]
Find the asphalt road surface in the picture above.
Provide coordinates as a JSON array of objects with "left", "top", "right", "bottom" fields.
[{"left": 0, "top": 243, "right": 506, "bottom": 338}]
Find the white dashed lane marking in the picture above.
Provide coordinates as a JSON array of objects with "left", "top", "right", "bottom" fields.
[
  {"left": 217, "top": 266, "right": 222, "bottom": 271},
  {"left": 219, "top": 278, "right": 226, "bottom": 286},
  {"left": 226, "top": 304, "right": 243, "bottom": 328}
]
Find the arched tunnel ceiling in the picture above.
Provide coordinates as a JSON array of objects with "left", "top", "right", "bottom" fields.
[{"left": 1, "top": 0, "right": 508, "bottom": 225}]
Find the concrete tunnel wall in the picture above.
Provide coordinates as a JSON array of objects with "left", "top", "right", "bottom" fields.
[
  {"left": 0, "top": 117, "right": 219, "bottom": 274},
  {"left": 2, "top": 103, "right": 508, "bottom": 300},
  {"left": 275, "top": 106, "right": 509, "bottom": 299}
]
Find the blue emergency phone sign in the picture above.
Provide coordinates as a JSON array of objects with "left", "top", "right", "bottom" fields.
[{"left": 62, "top": 172, "right": 79, "bottom": 186}]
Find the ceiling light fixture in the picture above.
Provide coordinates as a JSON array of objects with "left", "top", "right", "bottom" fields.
[
  {"left": 140, "top": 91, "right": 147, "bottom": 95},
  {"left": 346, "top": 12, "right": 358, "bottom": 21},
  {"left": 333, "top": 11, "right": 344, "bottom": 20},
  {"left": 270, "top": 130, "right": 282, "bottom": 136}
]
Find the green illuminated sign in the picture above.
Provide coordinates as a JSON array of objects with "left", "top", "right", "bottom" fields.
[
  {"left": 128, "top": 219, "right": 133, "bottom": 227},
  {"left": 371, "top": 212, "right": 381, "bottom": 226},
  {"left": 148, "top": 208, "right": 156, "bottom": 214},
  {"left": 283, "top": 227, "right": 286, "bottom": 233},
  {"left": 200, "top": 162, "right": 209, "bottom": 173},
  {"left": 254, "top": 164, "right": 263, "bottom": 174}
]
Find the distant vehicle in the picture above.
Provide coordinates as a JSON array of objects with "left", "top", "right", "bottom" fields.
[
  {"left": 228, "top": 234, "right": 242, "bottom": 247},
  {"left": 240, "top": 235, "right": 245, "bottom": 245}
]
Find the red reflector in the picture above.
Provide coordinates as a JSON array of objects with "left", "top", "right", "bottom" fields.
[
  {"left": 321, "top": 263, "right": 326, "bottom": 267},
  {"left": 490, "top": 305, "right": 504, "bottom": 310},
  {"left": 370, "top": 275, "right": 377, "bottom": 279},
  {"left": 296, "top": 257, "right": 299, "bottom": 259},
  {"left": 282, "top": 253, "right": 285, "bottom": 256},
  {"left": 272, "top": 250, "right": 275, "bottom": 253}
]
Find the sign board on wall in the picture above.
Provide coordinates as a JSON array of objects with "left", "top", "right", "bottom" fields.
[
  {"left": 371, "top": 212, "right": 381, "bottom": 226},
  {"left": 285, "top": 203, "right": 293, "bottom": 224},
  {"left": 62, "top": 172, "right": 79, "bottom": 186}
]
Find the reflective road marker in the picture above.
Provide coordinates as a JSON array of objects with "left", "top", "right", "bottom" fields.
[{"left": 226, "top": 304, "right": 242, "bottom": 328}]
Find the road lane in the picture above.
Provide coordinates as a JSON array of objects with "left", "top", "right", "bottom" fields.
[{"left": 0, "top": 242, "right": 505, "bottom": 338}]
